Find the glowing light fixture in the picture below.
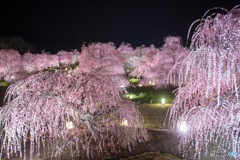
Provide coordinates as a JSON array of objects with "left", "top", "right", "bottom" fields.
[
  {"left": 66, "top": 121, "right": 74, "bottom": 129},
  {"left": 121, "top": 119, "right": 128, "bottom": 126},
  {"left": 179, "top": 121, "right": 188, "bottom": 133},
  {"left": 161, "top": 98, "right": 165, "bottom": 104}
]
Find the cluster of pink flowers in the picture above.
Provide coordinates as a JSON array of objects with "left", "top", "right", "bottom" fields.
[
  {"left": 129, "top": 36, "right": 189, "bottom": 88},
  {"left": 0, "top": 43, "right": 148, "bottom": 159},
  {"left": 0, "top": 49, "right": 80, "bottom": 83},
  {"left": 167, "top": 6, "right": 240, "bottom": 159}
]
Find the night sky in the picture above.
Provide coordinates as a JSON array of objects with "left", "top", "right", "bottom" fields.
[{"left": 0, "top": 0, "right": 238, "bottom": 54}]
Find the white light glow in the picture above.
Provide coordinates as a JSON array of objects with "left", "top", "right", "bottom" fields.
[
  {"left": 121, "top": 119, "right": 128, "bottom": 126},
  {"left": 179, "top": 121, "right": 188, "bottom": 133},
  {"left": 129, "top": 95, "right": 133, "bottom": 99},
  {"left": 11, "top": 76, "right": 15, "bottom": 79},
  {"left": 139, "top": 84, "right": 142, "bottom": 87},
  {"left": 66, "top": 121, "right": 74, "bottom": 129},
  {"left": 149, "top": 81, "right": 151, "bottom": 84},
  {"left": 120, "top": 85, "right": 124, "bottom": 88},
  {"left": 161, "top": 98, "right": 165, "bottom": 104}
]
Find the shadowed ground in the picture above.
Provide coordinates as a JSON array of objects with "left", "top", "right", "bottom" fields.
[
  {"left": 0, "top": 86, "right": 7, "bottom": 106},
  {"left": 139, "top": 103, "right": 170, "bottom": 129}
]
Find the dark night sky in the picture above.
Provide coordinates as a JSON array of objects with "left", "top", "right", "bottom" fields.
[{"left": 0, "top": 0, "right": 238, "bottom": 53}]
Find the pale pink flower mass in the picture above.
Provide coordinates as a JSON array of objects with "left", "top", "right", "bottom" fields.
[
  {"left": 0, "top": 4, "right": 239, "bottom": 160},
  {"left": 0, "top": 70, "right": 147, "bottom": 159}
]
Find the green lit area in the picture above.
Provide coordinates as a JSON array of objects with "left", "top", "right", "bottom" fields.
[
  {"left": 126, "top": 86, "right": 175, "bottom": 104},
  {"left": 0, "top": 81, "right": 10, "bottom": 87},
  {"left": 129, "top": 78, "right": 140, "bottom": 84}
]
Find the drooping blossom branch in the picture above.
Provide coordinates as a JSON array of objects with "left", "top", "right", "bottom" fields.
[
  {"left": 0, "top": 49, "right": 27, "bottom": 82},
  {"left": 130, "top": 37, "right": 189, "bottom": 88},
  {"left": 167, "top": 6, "right": 240, "bottom": 159},
  {"left": 75, "top": 42, "right": 129, "bottom": 87},
  {"left": 0, "top": 69, "right": 147, "bottom": 159}
]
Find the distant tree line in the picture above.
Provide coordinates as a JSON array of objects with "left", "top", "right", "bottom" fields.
[
  {"left": 0, "top": 36, "right": 37, "bottom": 54},
  {"left": 0, "top": 36, "right": 189, "bottom": 86}
]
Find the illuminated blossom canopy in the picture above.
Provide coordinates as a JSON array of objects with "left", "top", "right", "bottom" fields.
[
  {"left": 75, "top": 42, "right": 129, "bottom": 87},
  {"left": 47, "top": 53, "right": 59, "bottom": 68},
  {"left": 0, "top": 49, "right": 27, "bottom": 82},
  {"left": 129, "top": 45, "right": 159, "bottom": 80},
  {"left": 22, "top": 52, "right": 38, "bottom": 73},
  {"left": 167, "top": 6, "right": 240, "bottom": 159},
  {"left": 0, "top": 69, "right": 147, "bottom": 159},
  {"left": 23, "top": 51, "right": 59, "bottom": 74},
  {"left": 57, "top": 49, "right": 79, "bottom": 66},
  {"left": 130, "top": 38, "right": 189, "bottom": 88},
  {"left": 117, "top": 43, "right": 143, "bottom": 73}
]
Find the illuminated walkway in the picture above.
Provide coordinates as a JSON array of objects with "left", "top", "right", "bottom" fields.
[{"left": 138, "top": 103, "right": 172, "bottom": 130}]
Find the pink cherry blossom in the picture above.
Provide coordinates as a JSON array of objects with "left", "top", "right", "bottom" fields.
[
  {"left": 74, "top": 42, "right": 129, "bottom": 87},
  {"left": 167, "top": 6, "right": 240, "bottom": 159},
  {"left": 0, "top": 49, "right": 27, "bottom": 82},
  {"left": 0, "top": 69, "right": 147, "bottom": 159}
]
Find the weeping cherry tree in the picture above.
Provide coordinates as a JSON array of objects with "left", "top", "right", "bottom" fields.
[
  {"left": 130, "top": 38, "right": 189, "bottom": 88},
  {"left": 0, "top": 49, "right": 27, "bottom": 82},
  {"left": 0, "top": 61, "right": 147, "bottom": 160},
  {"left": 75, "top": 42, "right": 129, "bottom": 87},
  {"left": 167, "top": 6, "right": 240, "bottom": 159}
]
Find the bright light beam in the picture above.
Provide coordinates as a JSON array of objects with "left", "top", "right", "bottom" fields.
[
  {"left": 66, "top": 121, "right": 74, "bottom": 129},
  {"left": 179, "top": 121, "right": 188, "bottom": 133},
  {"left": 161, "top": 98, "right": 165, "bottom": 104},
  {"left": 121, "top": 119, "right": 128, "bottom": 126}
]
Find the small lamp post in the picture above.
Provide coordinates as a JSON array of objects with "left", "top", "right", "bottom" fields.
[
  {"left": 66, "top": 121, "right": 74, "bottom": 129},
  {"left": 161, "top": 98, "right": 165, "bottom": 104},
  {"left": 121, "top": 119, "right": 128, "bottom": 126}
]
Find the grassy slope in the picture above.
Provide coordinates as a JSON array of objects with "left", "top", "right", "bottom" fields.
[{"left": 127, "top": 86, "right": 176, "bottom": 104}]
